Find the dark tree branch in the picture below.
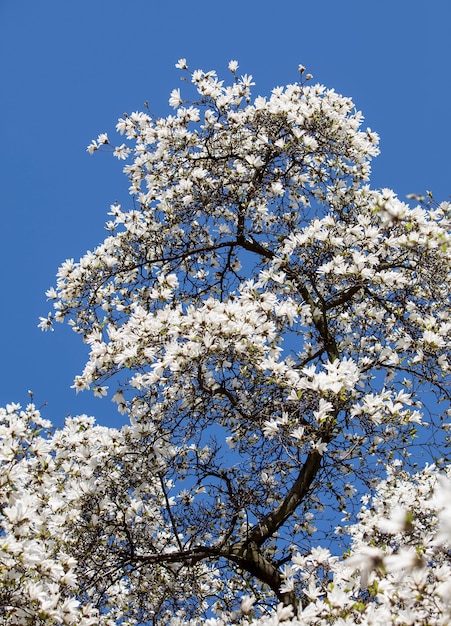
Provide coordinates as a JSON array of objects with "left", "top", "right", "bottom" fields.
[{"left": 244, "top": 451, "right": 322, "bottom": 547}]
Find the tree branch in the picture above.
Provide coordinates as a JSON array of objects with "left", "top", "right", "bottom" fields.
[{"left": 244, "top": 451, "right": 322, "bottom": 547}]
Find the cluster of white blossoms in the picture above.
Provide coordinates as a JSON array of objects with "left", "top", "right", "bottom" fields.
[
  {"left": 3, "top": 402, "right": 451, "bottom": 624},
  {"left": 0, "top": 403, "right": 221, "bottom": 624},
  {"left": 0, "top": 404, "right": 100, "bottom": 624},
  {"left": 24, "top": 59, "right": 451, "bottom": 622}
]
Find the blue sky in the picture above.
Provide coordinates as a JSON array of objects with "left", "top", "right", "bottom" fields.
[{"left": 0, "top": 0, "right": 450, "bottom": 428}]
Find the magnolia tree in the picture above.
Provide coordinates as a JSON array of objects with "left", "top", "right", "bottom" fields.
[{"left": 3, "top": 60, "right": 451, "bottom": 624}]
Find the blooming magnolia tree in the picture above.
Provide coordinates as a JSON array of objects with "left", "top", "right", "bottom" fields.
[{"left": 5, "top": 60, "right": 451, "bottom": 623}]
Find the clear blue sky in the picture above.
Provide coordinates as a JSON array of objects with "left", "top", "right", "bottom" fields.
[{"left": 0, "top": 0, "right": 450, "bottom": 428}]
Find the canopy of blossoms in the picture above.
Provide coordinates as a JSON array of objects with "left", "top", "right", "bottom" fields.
[{"left": 5, "top": 59, "right": 449, "bottom": 623}]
